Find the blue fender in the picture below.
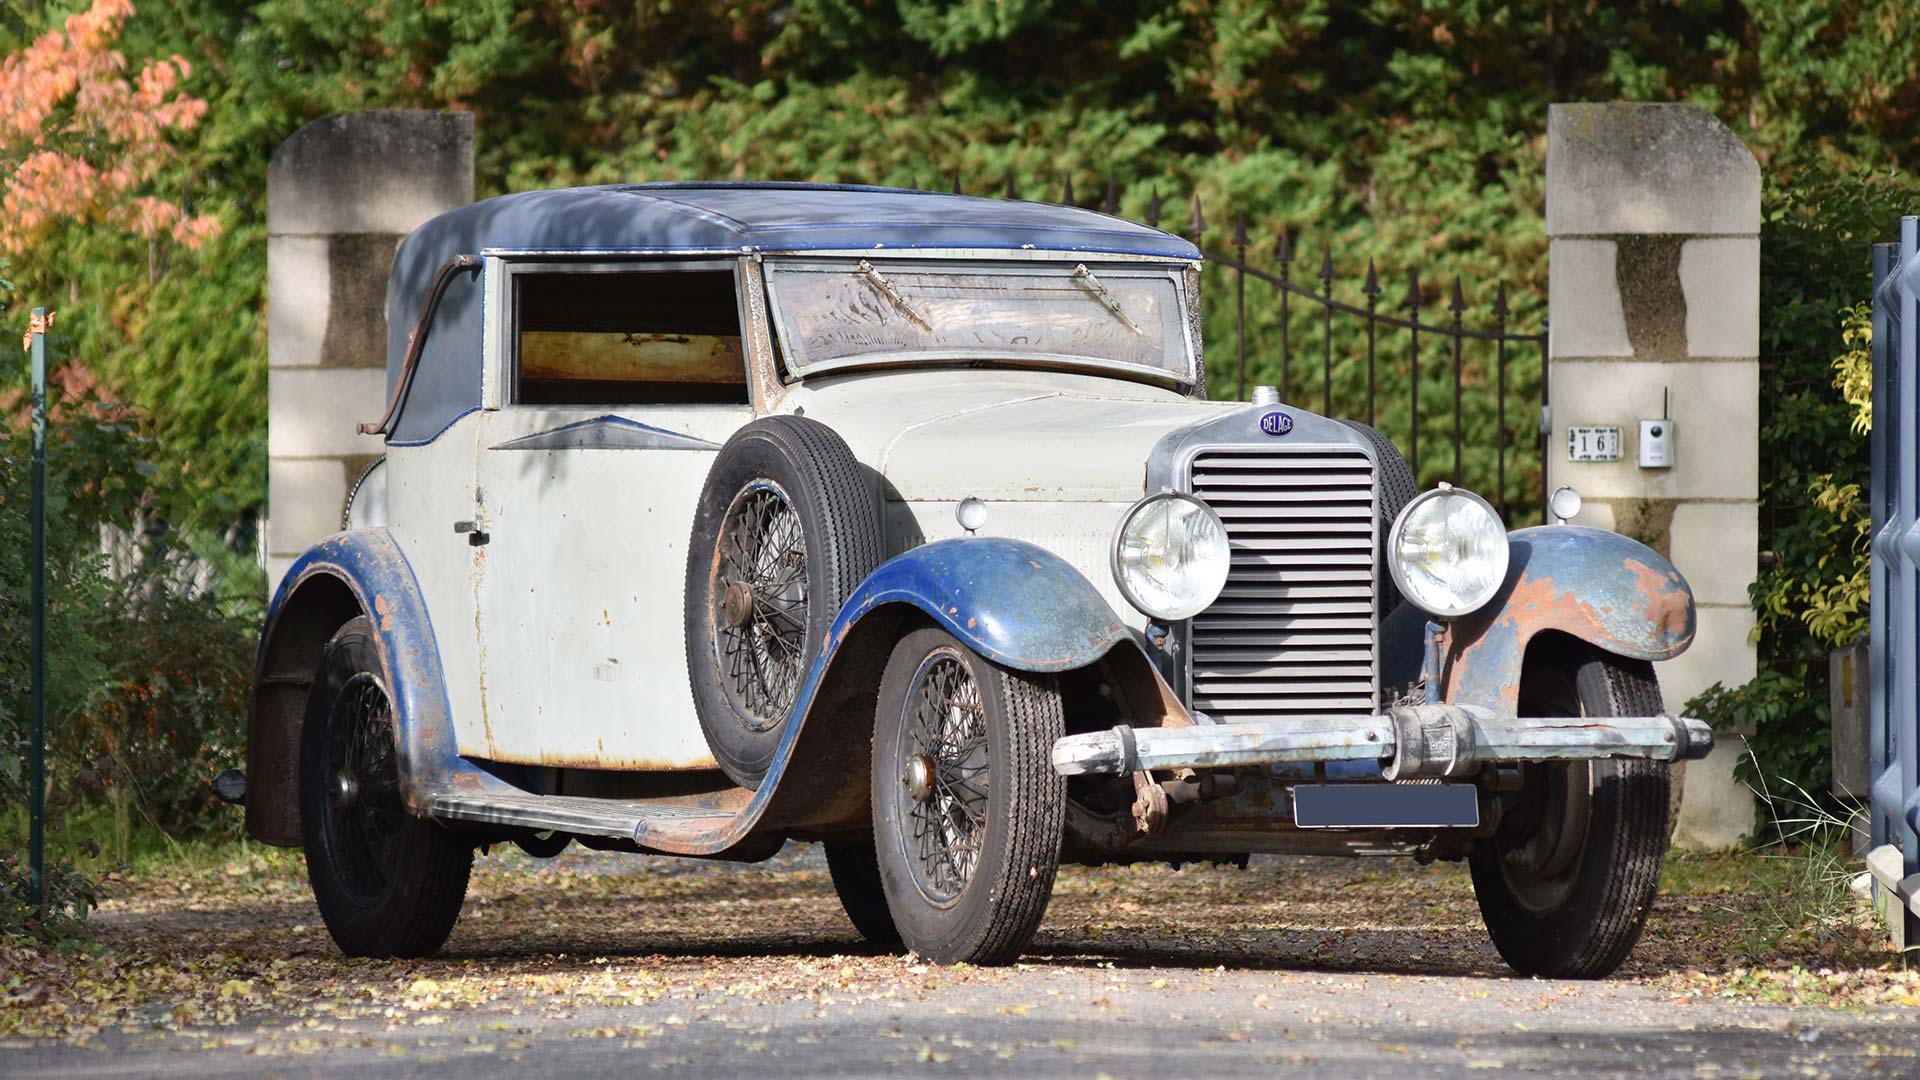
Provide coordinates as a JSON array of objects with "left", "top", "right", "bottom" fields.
[
  {"left": 834, "top": 537, "right": 1132, "bottom": 671},
  {"left": 247, "top": 528, "right": 507, "bottom": 845},
  {"left": 632, "top": 537, "right": 1153, "bottom": 854},
  {"left": 1441, "top": 526, "right": 1696, "bottom": 716}
]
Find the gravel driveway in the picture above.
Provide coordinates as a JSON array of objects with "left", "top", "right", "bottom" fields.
[{"left": 4, "top": 843, "right": 1916, "bottom": 1078}]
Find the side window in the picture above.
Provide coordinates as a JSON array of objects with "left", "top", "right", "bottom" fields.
[{"left": 513, "top": 267, "right": 749, "bottom": 405}]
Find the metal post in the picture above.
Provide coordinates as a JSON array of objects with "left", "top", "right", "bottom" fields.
[
  {"left": 1407, "top": 270, "right": 1421, "bottom": 485},
  {"left": 1363, "top": 260, "right": 1380, "bottom": 426},
  {"left": 1319, "top": 246, "right": 1334, "bottom": 417},
  {"left": 27, "top": 306, "right": 49, "bottom": 910},
  {"left": 1450, "top": 278, "right": 1466, "bottom": 486},
  {"left": 1538, "top": 321, "right": 1551, "bottom": 524},
  {"left": 1278, "top": 230, "right": 1293, "bottom": 401},
  {"left": 1233, "top": 214, "right": 1248, "bottom": 401},
  {"left": 1493, "top": 283, "right": 1510, "bottom": 524}
]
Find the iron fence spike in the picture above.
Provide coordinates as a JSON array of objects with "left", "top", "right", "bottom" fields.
[
  {"left": 1407, "top": 268, "right": 1421, "bottom": 308},
  {"left": 1062, "top": 175, "right": 1075, "bottom": 205},
  {"left": 1103, "top": 178, "right": 1119, "bottom": 215},
  {"left": 1188, "top": 193, "right": 1205, "bottom": 237},
  {"left": 1319, "top": 244, "right": 1334, "bottom": 282},
  {"left": 952, "top": 170, "right": 962, "bottom": 195},
  {"left": 1233, "top": 212, "right": 1249, "bottom": 249},
  {"left": 1493, "top": 280, "right": 1510, "bottom": 318},
  {"left": 1450, "top": 276, "right": 1467, "bottom": 313},
  {"left": 1146, "top": 188, "right": 1162, "bottom": 228},
  {"left": 1364, "top": 258, "right": 1380, "bottom": 296},
  {"left": 1005, "top": 175, "right": 1017, "bottom": 200},
  {"left": 1278, "top": 227, "right": 1293, "bottom": 265}
]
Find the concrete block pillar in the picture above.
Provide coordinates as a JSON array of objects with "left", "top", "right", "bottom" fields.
[
  {"left": 1545, "top": 103, "right": 1760, "bottom": 849},
  {"left": 266, "top": 111, "right": 474, "bottom": 591}
]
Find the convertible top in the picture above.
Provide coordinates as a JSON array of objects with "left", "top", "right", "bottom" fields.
[{"left": 381, "top": 183, "right": 1200, "bottom": 445}]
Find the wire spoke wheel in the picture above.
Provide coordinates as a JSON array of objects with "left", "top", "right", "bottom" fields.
[
  {"left": 870, "top": 627, "right": 1065, "bottom": 965},
  {"left": 897, "top": 650, "right": 991, "bottom": 902},
  {"left": 713, "top": 482, "right": 809, "bottom": 730},
  {"left": 321, "top": 672, "right": 407, "bottom": 906}
]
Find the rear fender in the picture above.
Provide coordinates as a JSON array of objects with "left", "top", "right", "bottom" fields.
[
  {"left": 247, "top": 529, "right": 504, "bottom": 845},
  {"left": 1440, "top": 526, "right": 1695, "bottom": 716}
]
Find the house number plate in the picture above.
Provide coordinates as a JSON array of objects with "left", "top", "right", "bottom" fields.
[{"left": 1566, "top": 425, "right": 1623, "bottom": 463}]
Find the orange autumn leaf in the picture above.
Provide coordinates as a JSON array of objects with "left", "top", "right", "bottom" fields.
[{"left": 0, "top": 0, "right": 219, "bottom": 255}]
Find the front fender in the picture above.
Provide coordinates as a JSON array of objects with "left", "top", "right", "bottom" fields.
[
  {"left": 248, "top": 528, "right": 504, "bottom": 844},
  {"left": 1440, "top": 526, "right": 1696, "bottom": 716},
  {"left": 836, "top": 537, "right": 1132, "bottom": 671}
]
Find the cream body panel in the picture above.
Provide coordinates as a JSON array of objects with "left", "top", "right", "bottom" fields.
[
  {"left": 470, "top": 404, "right": 750, "bottom": 767},
  {"left": 382, "top": 416, "right": 487, "bottom": 750},
  {"left": 780, "top": 368, "right": 1241, "bottom": 502}
]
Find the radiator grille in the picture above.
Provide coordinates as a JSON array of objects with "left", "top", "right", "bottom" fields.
[{"left": 1186, "top": 449, "right": 1378, "bottom": 722}]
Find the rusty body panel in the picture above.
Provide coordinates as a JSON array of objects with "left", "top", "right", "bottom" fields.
[
  {"left": 251, "top": 530, "right": 1171, "bottom": 856},
  {"left": 1441, "top": 526, "right": 1696, "bottom": 716},
  {"left": 247, "top": 528, "right": 520, "bottom": 846}
]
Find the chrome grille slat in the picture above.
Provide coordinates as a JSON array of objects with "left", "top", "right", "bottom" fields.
[{"left": 1187, "top": 446, "right": 1377, "bottom": 724}]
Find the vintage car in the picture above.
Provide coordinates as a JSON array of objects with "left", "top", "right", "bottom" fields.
[{"left": 237, "top": 182, "right": 1712, "bottom": 978}]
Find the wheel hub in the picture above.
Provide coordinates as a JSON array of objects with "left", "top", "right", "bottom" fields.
[
  {"left": 902, "top": 754, "right": 936, "bottom": 802},
  {"left": 722, "top": 580, "right": 755, "bottom": 627},
  {"left": 332, "top": 771, "right": 359, "bottom": 807}
]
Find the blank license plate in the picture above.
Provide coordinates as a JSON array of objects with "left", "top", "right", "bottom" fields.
[{"left": 1291, "top": 783, "right": 1480, "bottom": 828}]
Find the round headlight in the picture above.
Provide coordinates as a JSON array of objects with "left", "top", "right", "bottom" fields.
[
  {"left": 1388, "top": 485, "right": 1509, "bottom": 618},
  {"left": 1113, "top": 492, "right": 1231, "bottom": 621}
]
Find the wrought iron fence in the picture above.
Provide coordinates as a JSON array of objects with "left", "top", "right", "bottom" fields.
[{"left": 977, "top": 176, "right": 1551, "bottom": 525}]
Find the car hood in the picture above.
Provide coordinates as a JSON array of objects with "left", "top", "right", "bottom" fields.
[{"left": 783, "top": 369, "right": 1247, "bottom": 501}]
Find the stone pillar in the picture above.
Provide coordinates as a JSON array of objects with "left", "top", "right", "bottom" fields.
[
  {"left": 1545, "top": 103, "right": 1760, "bottom": 849},
  {"left": 266, "top": 110, "right": 475, "bottom": 592}
]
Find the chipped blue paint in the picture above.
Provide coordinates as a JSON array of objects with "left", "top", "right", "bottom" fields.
[
  {"left": 835, "top": 538, "right": 1130, "bottom": 671},
  {"left": 490, "top": 414, "right": 723, "bottom": 452},
  {"left": 619, "top": 537, "right": 1138, "bottom": 855},
  {"left": 263, "top": 529, "right": 511, "bottom": 814},
  {"left": 1443, "top": 526, "right": 1696, "bottom": 716}
]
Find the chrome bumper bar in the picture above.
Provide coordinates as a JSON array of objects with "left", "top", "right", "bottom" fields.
[{"left": 1051, "top": 704, "right": 1715, "bottom": 781}]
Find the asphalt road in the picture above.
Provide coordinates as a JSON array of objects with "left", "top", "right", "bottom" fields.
[{"left": 6, "top": 844, "right": 1917, "bottom": 1078}]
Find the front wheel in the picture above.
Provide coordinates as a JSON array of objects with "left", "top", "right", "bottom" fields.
[
  {"left": 870, "top": 627, "right": 1065, "bottom": 965},
  {"left": 1469, "top": 648, "right": 1672, "bottom": 978},
  {"left": 300, "top": 617, "right": 473, "bottom": 958}
]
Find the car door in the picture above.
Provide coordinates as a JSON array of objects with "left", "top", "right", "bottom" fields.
[{"left": 467, "top": 259, "right": 758, "bottom": 768}]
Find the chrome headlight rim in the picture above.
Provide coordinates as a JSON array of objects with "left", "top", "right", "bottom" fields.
[
  {"left": 1386, "top": 484, "right": 1510, "bottom": 619},
  {"left": 1110, "top": 491, "right": 1232, "bottom": 622}
]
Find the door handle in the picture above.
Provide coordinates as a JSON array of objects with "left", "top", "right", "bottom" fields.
[{"left": 454, "top": 520, "right": 490, "bottom": 547}]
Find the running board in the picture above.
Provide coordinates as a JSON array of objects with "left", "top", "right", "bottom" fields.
[{"left": 427, "top": 791, "right": 734, "bottom": 843}]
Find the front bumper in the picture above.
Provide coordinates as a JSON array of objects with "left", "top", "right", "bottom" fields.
[{"left": 1051, "top": 703, "right": 1715, "bottom": 781}]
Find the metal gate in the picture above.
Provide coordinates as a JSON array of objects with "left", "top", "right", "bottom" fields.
[{"left": 1864, "top": 216, "right": 1920, "bottom": 947}]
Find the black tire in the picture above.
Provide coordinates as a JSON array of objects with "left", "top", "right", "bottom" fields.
[
  {"left": 870, "top": 627, "right": 1065, "bottom": 965},
  {"left": 1338, "top": 419, "right": 1418, "bottom": 614},
  {"left": 1469, "top": 648, "right": 1672, "bottom": 978},
  {"left": 824, "top": 838, "right": 902, "bottom": 947},
  {"left": 300, "top": 617, "right": 472, "bottom": 958},
  {"left": 686, "top": 417, "right": 884, "bottom": 790}
]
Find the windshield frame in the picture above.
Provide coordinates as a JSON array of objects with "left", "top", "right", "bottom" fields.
[{"left": 761, "top": 255, "right": 1202, "bottom": 388}]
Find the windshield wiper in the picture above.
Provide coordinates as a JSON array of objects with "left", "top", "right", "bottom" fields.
[
  {"left": 854, "top": 259, "right": 932, "bottom": 331},
  {"left": 1071, "top": 263, "right": 1144, "bottom": 336}
]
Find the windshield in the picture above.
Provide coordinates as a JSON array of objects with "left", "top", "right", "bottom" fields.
[{"left": 763, "top": 258, "right": 1197, "bottom": 383}]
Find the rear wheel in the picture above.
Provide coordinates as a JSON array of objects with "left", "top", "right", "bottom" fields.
[
  {"left": 300, "top": 617, "right": 472, "bottom": 958},
  {"left": 1469, "top": 647, "right": 1671, "bottom": 978},
  {"left": 870, "top": 627, "right": 1065, "bottom": 964},
  {"left": 824, "top": 838, "right": 901, "bottom": 947}
]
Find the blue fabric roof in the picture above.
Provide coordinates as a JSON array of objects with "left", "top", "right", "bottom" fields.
[
  {"left": 396, "top": 182, "right": 1200, "bottom": 268},
  {"left": 380, "top": 183, "right": 1198, "bottom": 445}
]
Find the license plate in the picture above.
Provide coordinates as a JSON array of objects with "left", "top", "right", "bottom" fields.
[{"left": 1291, "top": 783, "right": 1480, "bottom": 828}]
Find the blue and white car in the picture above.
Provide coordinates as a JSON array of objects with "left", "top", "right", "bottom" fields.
[{"left": 241, "top": 182, "right": 1711, "bottom": 976}]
